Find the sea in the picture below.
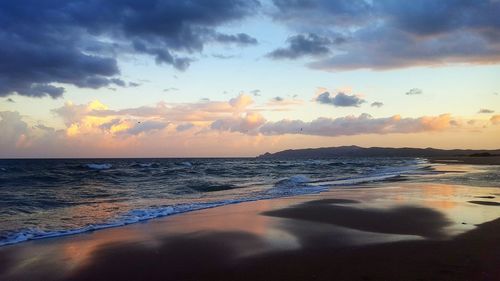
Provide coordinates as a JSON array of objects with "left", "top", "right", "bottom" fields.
[{"left": 0, "top": 157, "right": 498, "bottom": 247}]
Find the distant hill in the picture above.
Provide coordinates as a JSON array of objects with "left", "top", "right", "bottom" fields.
[{"left": 257, "top": 146, "right": 500, "bottom": 159}]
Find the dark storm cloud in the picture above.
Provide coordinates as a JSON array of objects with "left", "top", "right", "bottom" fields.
[
  {"left": 271, "top": 0, "right": 500, "bottom": 70},
  {"left": 268, "top": 33, "right": 334, "bottom": 59},
  {"left": 131, "top": 41, "right": 192, "bottom": 71},
  {"left": 0, "top": 0, "right": 260, "bottom": 98},
  {"left": 316, "top": 92, "right": 365, "bottom": 107},
  {"left": 273, "top": 0, "right": 372, "bottom": 25},
  {"left": 376, "top": 0, "right": 500, "bottom": 37}
]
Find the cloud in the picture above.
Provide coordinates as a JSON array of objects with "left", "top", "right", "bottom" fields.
[
  {"left": 52, "top": 100, "right": 109, "bottom": 127},
  {"left": 0, "top": 0, "right": 259, "bottom": 98},
  {"left": 0, "top": 111, "right": 28, "bottom": 148},
  {"left": 212, "top": 54, "right": 236, "bottom": 59},
  {"left": 23, "top": 95, "right": 260, "bottom": 150},
  {"left": 163, "top": 87, "right": 179, "bottom": 92},
  {"left": 120, "top": 121, "right": 168, "bottom": 135},
  {"left": 213, "top": 33, "right": 258, "bottom": 45},
  {"left": 405, "top": 88, "right": 423, "bottom": 96},
  {"left": 272, "top": 0, "right": 500, "bottom": 70},
  {"left": 250, "top": 89, "right": 261, "bottom": 96},
  {"left": 491, "top": 115, "right": 500, "bottom": 125},
  {"left": 371, "top": 101, "right": 384, "bottom": 108},
  {"left": 0, "top": 111, "right": 63, "bottom": 155},
  {"left": 257, "top": 96, "right": 303, "bottom": 110},
  {"left": 176, "top": 123, "right": 195, "bottom": 132},
  {"left": 478, "top": 108, "right": 495, "bottom": 114},
  {"left": 6, "top": 98, "right": 15, "bottom": 103},
  {"left": 229, "top": 94, "right": 254, "bottom": 109},
  {"left": 2, "top": 96, "right": 495, "bottom": 157},
  {"left": 272, "top": 0, "right": 372, "bottom": 25},
  {"left": 316, "top": 92, "right": 365, "bottom": 107},
  {"left": 267, "top": 33, "right": 334, "bottom": 59},
  {"left": 51, "top": 102, "right": 171, "bottom": 137},
  {"left": 99, "top": 118, "right": 122, "bottom": 131},
  {"left": 52, "top": 94, "right": 257, "bottom": 138},
  {"left": 259, "top": 113, "right": 454, "bottom": 137},
  {"left": 211, "top": 112, "right": 266, "bottom": 134}
]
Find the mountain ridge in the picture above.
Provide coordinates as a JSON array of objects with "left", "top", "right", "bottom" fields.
[{"left": 257, "top": 146, "right": 500, "bottom": 159}]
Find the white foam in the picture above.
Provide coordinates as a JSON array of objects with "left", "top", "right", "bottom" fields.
[
  {"left": 274, "top": 175, "right": 311, "bottom": 188},
  {"left": 0, "top": 200, "right": 255, "bottom": 247},
  {"left": 180, "top": 161, "right": 193, "bottom": 167},
  {"left": 85, "top": 163, "right": 112, "bottom": 170},
  {"left": 267, "top": 175, "right": 327, "bottom": 196}
]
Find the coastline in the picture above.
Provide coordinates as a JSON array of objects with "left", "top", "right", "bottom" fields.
[
  {"left": 430, "top": 156, "right": 500, "bottom": 165},
  {"left": 1, "top": 178, "right": 499, "bottom": 281},
  {"left": 0, "top": 157, "right": 428, "bottom": 248}
]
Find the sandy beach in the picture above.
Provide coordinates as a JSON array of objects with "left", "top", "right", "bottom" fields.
[{"left": 1, "top": 178, "right": 499, "bottom": 281}]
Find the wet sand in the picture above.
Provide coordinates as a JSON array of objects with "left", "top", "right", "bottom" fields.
[{"left": 0, "top": 183, "right": 499, "bottom": 281}]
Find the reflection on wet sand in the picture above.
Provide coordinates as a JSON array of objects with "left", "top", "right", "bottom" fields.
[
  {"left": 468, "top": 200, "right": 500, "bottom": 206},
  {"left": 263, "top": 199, "right": 451, "bottom": 239},
  {"left": 63, "top": 192, "right": 500, "bottom": 281},
  {"left": 0, "top": 182, "right": 499, "bottom": 281}
]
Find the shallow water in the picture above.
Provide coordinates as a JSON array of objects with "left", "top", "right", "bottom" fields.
[{"left": 0, "top": 157, "right": 497, "bottom": 246}]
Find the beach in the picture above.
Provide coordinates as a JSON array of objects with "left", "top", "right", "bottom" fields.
[
  {"left": 1, "top": 176, "right": 499, "bottom": 281},
  {"left": 3, "top": 1, "right": 499, "bottom": 280}
]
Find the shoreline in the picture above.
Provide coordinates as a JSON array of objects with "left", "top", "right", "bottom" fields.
[
  {"left": 0, "top": 159, "right": 497, "bottom": 249},
  {"left": 1, "top": 180, "right": 499, "bottom": 281},
  {"left": 0, "top": 158, "right": 426, "bottom": 248}
]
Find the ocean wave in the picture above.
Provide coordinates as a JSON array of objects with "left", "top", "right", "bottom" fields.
[
  {"left": 267, "top": 175, "right": 328, "bottom": 196},
  {"left": 0, "top": 157, "right": 434, "bottom": 247},
  {"left": 131, "top": 162, "right": 160, "bottom": 168},
  {"left": 179, "top": 161, "right": 193, "bottom": 167},
  {"left": 275, "top": 175, "right": 311, "bottom": 187},
  {"left": 0, "top": 200, "right": 255, "bottom": 247},
  {"left": 85, "top": 163, "right": 113, "bottom": 170}
]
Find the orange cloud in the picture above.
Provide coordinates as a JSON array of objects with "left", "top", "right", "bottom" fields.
[
  {"left": 491, "top": 115, "right": 500, "bottom": 125},
  {"left": 251, "top": 113, "right": 455, "bottom": 137},
  {"left": 2, "top": 93, "right": 498, "bottom": 158},
  {"left": 211, "top": 112, "right": 266, "bottom": 134},
  {"left": 419, "top": 114, "right": 452, "bottom": 131}
]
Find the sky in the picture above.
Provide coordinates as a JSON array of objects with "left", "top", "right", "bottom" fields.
[{"left": 0, "top": 0, "right": 499, "bottom": 158}]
